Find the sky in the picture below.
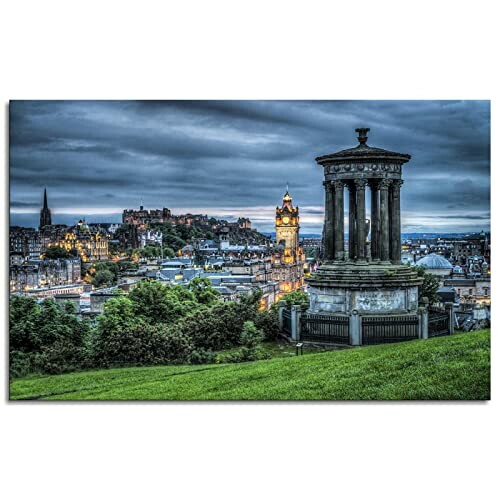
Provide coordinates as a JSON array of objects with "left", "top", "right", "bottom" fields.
[{"left": 9, "top": 100, "right": 490, "bottom": 234}]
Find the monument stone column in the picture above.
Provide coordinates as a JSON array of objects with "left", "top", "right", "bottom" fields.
[
  {"left": 354, "top": 178, "right": 367, "bottom": 262},
  {"left": 323, "top": 180, "right": 334, "bottom": 260},
  {"left": 348, "top": 182, "right": 356, "bottom": 260},
  {"left": 379, "top": 179, "right": 391, "bottom": 263},
  {"left": 333, "top": 180, "right": 344, "bottom": 260},
  {"left": 390, "top": 179, "right": 403, "bottom": 264},
  {"left": 370, "top": 180, "right": 380, "bottom": 261}
]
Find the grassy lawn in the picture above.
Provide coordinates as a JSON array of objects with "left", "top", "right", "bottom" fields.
[
  {"left": 10, "top": 330, "right": 490, "bottom": 401},
  {"left": 222, "top": 339, "right": 339, "bottom": 359}
]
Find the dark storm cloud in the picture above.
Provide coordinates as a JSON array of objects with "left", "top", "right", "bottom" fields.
[{"left": 9, "top": 100, "right": 490, "bottom": 232}]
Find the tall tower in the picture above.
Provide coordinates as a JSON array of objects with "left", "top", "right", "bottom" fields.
[
  {"left": 275, "top": 189, "right": 300, "bottom": 252},
  {"left": 39, "top": 188, "right": 52, "bottom": 229}
]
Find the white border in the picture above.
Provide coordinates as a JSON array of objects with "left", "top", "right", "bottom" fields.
[{"left": 1, "top": 2, "right": 497, "bottom": 499}]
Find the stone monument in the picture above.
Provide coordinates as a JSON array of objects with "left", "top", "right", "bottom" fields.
[{"left": 306, "top": 128, "right": 422, "bottom": 315}]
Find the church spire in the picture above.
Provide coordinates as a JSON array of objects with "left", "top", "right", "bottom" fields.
[{"left": 39, "top": 187, "right": 52, "bottom": 229}]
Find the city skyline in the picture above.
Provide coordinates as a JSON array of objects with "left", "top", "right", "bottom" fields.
[{"left": 10, "top": 100, "right": 490, "bottom": 233}]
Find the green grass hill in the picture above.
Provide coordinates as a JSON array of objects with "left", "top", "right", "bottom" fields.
[{"left": 10, "top": 330, "right": 490, "bottom": 401}]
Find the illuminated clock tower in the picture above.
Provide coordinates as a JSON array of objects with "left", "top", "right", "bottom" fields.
[{"left": 275, "top": 189, "right": 299, "bottom": 252}]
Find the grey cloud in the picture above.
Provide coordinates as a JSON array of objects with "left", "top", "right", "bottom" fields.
[{"left": 9, "top": 100, "right": 490, "bottom": 233}]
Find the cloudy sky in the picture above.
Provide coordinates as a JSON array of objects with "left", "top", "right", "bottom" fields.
[{"left": 9, "top": 100, "right": 490, "bottom": 234}]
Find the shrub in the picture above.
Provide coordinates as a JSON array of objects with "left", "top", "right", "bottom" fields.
[
  {"left": 9, "top": 351, "right": 38, "bottom": 379},
  {"left": 93, "top": 323, "right": 195, "bottom": 368},
  {"left": 35, "top": 339, "right": 86, "bottom": 375},
  {"left": 215, "top": 321, "right": 270, "bottom": 364},
  {"left": 10, "top": 296, "right": 93, "bottom": 377},
  {"left": 254, "top": 309, "right": 279, "bottom": 340},
  {"left": 128, "top": 280, "right": 198, "bottom": 324},
  {"left": 279, "top": 290, "right": 310, "bottom": 311},
  {"left": 173, "top": 301, "right": 257, "bottom": 351},
  {"left": 240, "top": 321, "right": 264, "bottom": 348}
]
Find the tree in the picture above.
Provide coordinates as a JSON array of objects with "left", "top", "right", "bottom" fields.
[
  {"left": 280, "top": 290, "right": 310, "bottom": 311},
  {"left": 87, "top": 261, "right": 119, "bottom": 288},
  {"left": 413, "top": 265, "right": 440, "bottom": 305},
  {"left": 240, "top": 321, "right": 264, "bottom": 349},
  {"left": 97, "top": 296, "right": 142, "bottom": 338},
  {"left": 140, "top": 245, "right": 161, "bottom": 259},
  {"left": 128, "top": 280, "right": 198, "bottom": 324},
  {"left": 93, "top": 269, "right": 115, "bottom": 288},
  {"left": 215, "top": 320, "right": 269, "bottom": 363},
  {"left": 9, "top": 296, "right": 91, "bottom": 377},
  {"left": 163, "top": 246, "right": 176, "bottom": 258},
  {"left": 44, "top": 246, "right": 73, "bottom": 259},
  {"left": 187, "top": 277, "right": 221, "bottom": 305}
]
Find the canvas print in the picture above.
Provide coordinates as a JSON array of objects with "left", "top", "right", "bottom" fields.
[{"left": 8, "top": 100, "right": 490, "bottom": 401}]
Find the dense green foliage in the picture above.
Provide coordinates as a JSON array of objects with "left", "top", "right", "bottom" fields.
[
  {"left": 10, "top": 330, "right": 490, "bottom": 400},
  {"left": 9, "top": 296, "right": 92, "bottom": 377},
  {"left": 43, "top": 246, "right": 76, "bottom": 259},
  {"left": 10, "top": 281, "right": 278, "bottom": 377},
  {"left": 216, "top": 321, "right": 270, "bottom": 363},
  {"left": 86, "top": 261, "right": 120, "bottom": 288},
  {"left": 139, "top": 245, "right": 161, "bottom": 259},
  {"left": 279, "top": 290, "right": 310, "bottom": 310}
]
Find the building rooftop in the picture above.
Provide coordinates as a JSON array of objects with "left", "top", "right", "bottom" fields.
[{"left": 416, "top": 253, "right": 453, "bottom": 269}]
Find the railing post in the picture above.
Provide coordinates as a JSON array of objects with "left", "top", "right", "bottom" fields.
[
  {"left": 291, "top": 304, "right": 302, "bottom": 341},
  {"left": 349, "top": 309, "right": 361, "bottom": 346},
  {"left": 277, "top": 300, "right": 287, "bottom": 332},
  {"left": 418, "top": 306, "right": 428, "bottom": 339},
  {"left": 445, "top": 302, "right": 454, "bottom": 335}
]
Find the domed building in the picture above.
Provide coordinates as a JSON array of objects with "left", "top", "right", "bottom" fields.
[{"left": 415, "top": 253, "right": 452, "bottom": 278}]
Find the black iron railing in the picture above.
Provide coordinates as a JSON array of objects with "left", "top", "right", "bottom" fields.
[
  {"left": 361, "top": 314, "right": 419, "bottom": 345},
  {"left": 282, "top": 308, "right": 292, "bottom": 336},
  {"left": 300, "top": 313, "right": 350, "bottom": 344},
  {"left": 428, "top": 307, "right": 450, "bottom": 337}
]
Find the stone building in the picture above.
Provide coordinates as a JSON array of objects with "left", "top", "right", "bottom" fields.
[
  {"left": 452, "top": 233, "right": 490, "bottom": 264},
  {"left": 55, "top": 220, "right": 109, "bottom": 262},
  {"left": 222, "top": 256, "right": 273, "bottom": 282},
  {"left": 443, "top": 277, "right": 491, "bottom": 306},
  {"left": 272, "top": 190, "right": 305, "bottom": 297},
  {"left": 90, "top": 290, "right": 120, "bottom": 313},
  {"left": 9, "top": 226, "right": 41, "bottom": 259},
  {"left": 40, "top": 225, "right": 69, "bottom": 253},
  {"left": 9, "top": 257, "right": 81, "bottom": 292},
  {"left": 122, "top": 206, "right": 172, "bottom": 228},
  {"left": 238, "top": 217, "right": 252, "bottom": 229}
]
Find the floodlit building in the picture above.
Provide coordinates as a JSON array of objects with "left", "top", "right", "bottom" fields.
[{"left": 272, "top": 190, "right": 305, "bottom": 297}]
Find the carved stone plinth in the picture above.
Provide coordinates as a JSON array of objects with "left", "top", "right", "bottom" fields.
[{"left": 306, "top": 263, "right": 422, "bottom": 315}]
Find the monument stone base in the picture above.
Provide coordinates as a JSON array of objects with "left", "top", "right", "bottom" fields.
[{"left": 306, "top": 263, "right": 422, "bottom": 315}]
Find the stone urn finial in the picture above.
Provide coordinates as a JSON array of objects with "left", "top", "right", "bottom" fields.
[{"left": 355, "top": 127, "right": 370, "bottom": 146}]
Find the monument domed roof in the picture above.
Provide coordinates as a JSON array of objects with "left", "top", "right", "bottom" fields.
[
  {"left": 316, "top": 128, "right": 411, "bottom": 164},
  {"left": 416, "top": 253, "right": 453, "bottom": 270}
]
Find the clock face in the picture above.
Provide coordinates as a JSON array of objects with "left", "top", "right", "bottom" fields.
[{"left": 282, "top": 216, "right": 290, "bottom": 224}]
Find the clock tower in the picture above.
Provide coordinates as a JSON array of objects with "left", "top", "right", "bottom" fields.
[{"left": 275, "top": 189, "right": 299, "bottom": 252}]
